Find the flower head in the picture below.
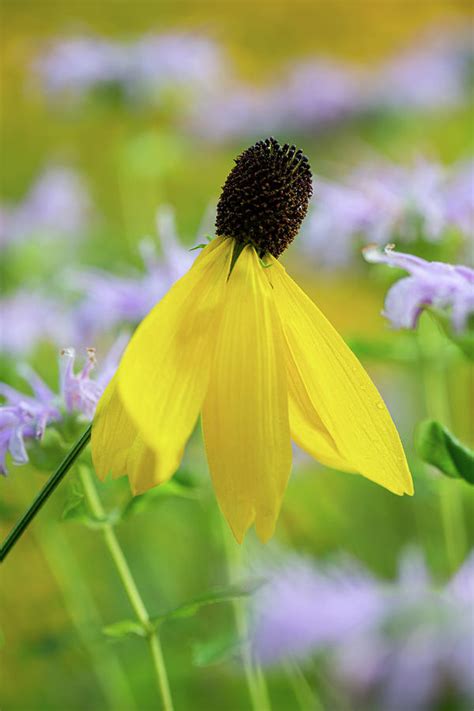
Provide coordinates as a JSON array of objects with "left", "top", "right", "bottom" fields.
[
  {"left": 0, "top": 341, "right": 124, "bottom": 475},
  {"left": 215, "top": 137, "right": 312, "bottom": 257},
  {"left": 93, "top": 138, "right": 413, "bottom": 543},
  {"left": 363, "top": 245, "right": 474, "bottom": 331}
]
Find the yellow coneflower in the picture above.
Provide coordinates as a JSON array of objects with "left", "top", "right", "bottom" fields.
[{"left": 92, "top": 137, "right": 413, "bottom": 543}]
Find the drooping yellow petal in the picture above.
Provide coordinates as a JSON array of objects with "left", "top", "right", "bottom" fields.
[
  {"left": 267, "top": 258, "right": 413, "bottom": 495},
  {"left": 202, "top": 245, "right": 292, "bottom": 543},
  {"left": 286, "top": 351, "right": 355, "bottom": 473},
  {"left": 92, "top": 374, "right": 136, "bottom": 480},
  {"left": 92, "top": 375, "right": 162, "bottom": 493},
  {"left": 116, "top": 237, "right": 233, "bottom": 486}
]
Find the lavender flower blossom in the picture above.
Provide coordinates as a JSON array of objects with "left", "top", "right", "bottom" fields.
[
  {"left": 250, "top": 556, "right": 385, "bottom": 665},
  {"left": 250, "top": 550, "right": 474, "bottom": 710},
  {"left": 0, "top": 371, "right": 60, "bottom": 475},
  {"left": 34, "top": 33, "right": 225, "bottom": 106},
  {"left": 186, "top": 59, "right": 362, "bottom": 141},
  {"left": 300, "top": 158, "right": 469, "bottom": 269},
  {"left": 0, "top": 339, "right": 125, "bottom": 475},
  {"left": 0, "top": 167, "right": 91, "bottom": 250},
  {"left": 70, "top": 206, "right": 198, "bottom": 341},
  {"left": 0, "top": 291, "right": 74, "bottom": 357},
  {"left": 363, "top": 245, "right": 474, "bottom": 332},
  {"left": 335, "top": 551, "right": 474, "bottom": 711},
  {"left": 370, "top": 28, "right": 472, "bottom": 111},
  {"left": 444, "top": 159, "right": 474, "bottom": 239}
]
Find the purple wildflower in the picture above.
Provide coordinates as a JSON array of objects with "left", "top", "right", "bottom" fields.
[
  {"left": 335, "top": 551, "right": 474, "bottom": 711},
  {"left": 363, "top": 245, "right": 474, "bottom": 331},
  {"left": 0, "top": 290, "right": 74, "bottom": 357},
  {"left": 187, "top": 59, "right": 362, "bottom": 141},
  {"left": 34, "top": 33, "right": 224, "bottom": 106},
  {"left": 370, "top": 28, "right": 471, "bottom": 111},
  {"left": 0, "top": 167, "right": 91, "bottom": 250},
  {"left": 0, "top": 339, "right": 125, "bottom": 475},
  {"left": 250, "top": 556, "right": 385, "bottom": 665},
  {"left": 70, "top": 206, "right": 197, "bottom": 341},
  {"left": 34, "top": 36, "right": 129, "bottom": 99},
  {"left": 0, "top": 370, "right": 60, "bottom": 475},
  {"left": 444, "top": 159, "right": 474, "bottom": 239},
  {"left": 301, "top": 157, "right": 471, "bottom": 269}
]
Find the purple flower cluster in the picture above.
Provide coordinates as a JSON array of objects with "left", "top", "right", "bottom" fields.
[
  {"left": 186, "top": 27, "right": 472, "bottom": 141},
  {"left": 32, "top": 26, "right": 471, "bottom": 132},
  {"left": 34, "top": 33, "right": 225, "bottom": 106},
  {"left": 0, "top": 167, "right": 92, "bottom": 250},
  {"left": 300, "top": 158, "right": 473, "bottom": 268},
  {"left": 0, "top": 338, "right": 125, "bottom": 475},
  {"left": 363, "top": 245, "right": 474, "bottom": 332},
  {"left": 369, "top": 28, "right": 471, "bottom": 112},
  {"left": 0, "top": 206, "right": 200, "bottom": 358},
  {"left": 187, "top": 59, "right": 362, "bottom": 141},
  {"left": 69, "top": 206, "right": 198, "bottom": 342},
  {"left": 250, "top": 550, "right": 474, "bottom": 710},
  {"left": 0, "top": 290, "right": 74, "bottom": 357}
]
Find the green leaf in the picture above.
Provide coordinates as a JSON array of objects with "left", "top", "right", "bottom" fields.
[
  {"left": 120, "top": 479, "right": 200, "bottom": 520},
  {"left": 415, "top": 419, "right": 474, "bottom": 484},
  {"left": 192, "top": 632, "right": 243, "bottom": 667},
  {"left": 150, "top": 580, "right": 262, "bottom": 626},
  {"left": 102, "top": 619, "right": 148, "bottom": 640},
  {"left": 61, "top": 481, "right": 86, "bottom": 521}
]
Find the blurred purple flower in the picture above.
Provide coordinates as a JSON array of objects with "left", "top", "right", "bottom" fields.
[
  {"left": 34, "top": 33, "right": 225, "bottom": 105},
  {"left": 251, "top": 556, "right": 385, "bottom": 665},
  {"left": 363, "top": 245, "right": 474, "bottom": 331},
  {"left": 301, "top": 158, "right": 470, "bottom": 269},
  {"left": 0, "top": 167, "right": 92, "bottom": 249},
  {"left": 0, "top": 338, "right": 125, "bottom": 475},
  {"left": 187, "top": 59, "right": 362, "bottom": 141},
  {"left": 250, "top": 549, "right": 474, "bottom": 710},
  {"left": 300, "top": 178, "right": 374, "bottom": 268},
  {"left": 34, "top": 37, "right": 126, "bottom": 98},
  {"left": 70, "top": 206, "right": 198, "bottom": 341},
  {"left": 0, "top": 290, "right": 74, "bottom": 356},
  {"left": 335, "top": 551, "right": 474, "bottom": 711},
  {"left": 444, "top": 159, "right": 474, "bottom": 239},
  {"left": 370, "top": 28, "right": 472, "bottom": 111}
]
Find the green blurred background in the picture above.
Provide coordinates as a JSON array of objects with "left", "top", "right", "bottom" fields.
[{"left": 1, "top": 1, "right": 473, "bottom": 709}]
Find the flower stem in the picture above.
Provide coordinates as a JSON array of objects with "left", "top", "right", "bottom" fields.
[
  {"left": 220, "top": 519, "right": 271, "bottom": 711},
  {"left": 0, "top": 424, "right": 92, "bottom": 563},
  {"left": 78, "top": 466, "right": 174, "bottom": 711},
  {"left": 418, "top": 316, "right": 467, "bottom": 571},
  {"left": 37, "top": 522, "right": 137, "bottom": 710}
]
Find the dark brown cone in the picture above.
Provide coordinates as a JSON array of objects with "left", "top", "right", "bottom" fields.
[{"left": 215, "top": 137, "right": 313, "bottom": 258}]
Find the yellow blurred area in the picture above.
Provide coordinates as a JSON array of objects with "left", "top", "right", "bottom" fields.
[{"left": 1, "top": 0, "right": 473, "bottom": 80}]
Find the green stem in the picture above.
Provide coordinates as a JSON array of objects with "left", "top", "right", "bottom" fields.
[
  {"left": 37, "top": 523, "right": 137, "bottom": 710},
  {"left": 0, "top": 424, "right": 92, "bottom": 563},
  {"left": 221, "top": 519, "right": 271, "bottom": 711},
  {"left": 79, "top": 466, "right": 174, "bottom": 711},
  {"left": 418, "top": 317, "right": 467, "bottom": 571},
  {"left": 284, "top": 661, "right": 323, "bottom": 711}
]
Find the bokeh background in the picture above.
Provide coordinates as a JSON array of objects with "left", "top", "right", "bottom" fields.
[{"left": 1, "top": 1, "right": 473, "bottom": 710}]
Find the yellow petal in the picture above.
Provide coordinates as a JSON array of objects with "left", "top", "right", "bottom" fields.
[
  {"left": 267, "top": 258, "right": 413, "bottom": 495},
  {"left": 92, "top": 375, "right": 162, "bottom": 492},
  {"left": 286, "top": 350, "right": 355, "bottom": 473},
  {"left": 202, "top": 245, "right": 292, "bottom": 543},
  {"left": 116, "top": 237, "right": 233, "bottom": 486},
  {"left": 92, "top": 374, "right": 136, "bottom": 480}
]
